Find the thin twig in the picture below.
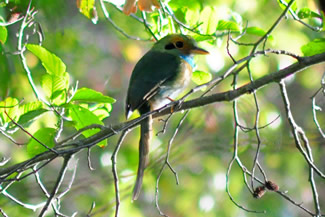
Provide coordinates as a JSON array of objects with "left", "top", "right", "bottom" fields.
[
  {"left": 4, "top": 110, "right": 58, "bottom": 154},
  {"left": 17, "top": 0, "right": 49, "bottom": 105},
  {"left": 1, "top": 186, "right": 46, "bottom": 211},
  {"left": 0, "top": 128, "right": 24, "bottom": 146},
  {"left": 0, "top": 158, "right": 10, "bottom": 167},
  {"left": 87, "top": 148, "right": 95, "bottom": 171},
  {"left": 38, "top": 155, "right": 71, "bottom": 217},
  {"left": 87, "top": 201, "right": 96, "bottom": 217},
  {"left": 311, "top": 89, "right": 325, "bottom": 138},
  {"left": 235, "top": 157, "right": 317, "bottom": 216},
  {"left": 111, "top": 130, "right": 128, "bottom": 217},
  {"left": 238, "top": 114, "right": 281, "bottom": 132},
  {"left": 179, "top": 48, "right": 303, "bottom": 104},
  {"left": 0, "top": 15, "right": 24, "bottom": 26},
  {"left": 33, "top": 164, "right": 50, "bottom": 198},
  {"left": 0, "top": 208, "right": 9, "bottom": 217},
  {"left": 246, "top": 63, "right": 263, "bottom": 192},
  {"left": 141, "top": 12, "right": 158, "bottom": 41},
  {"left": 226, "top": 73, "right": 265, "bottom": 214},
  {"left": 57, "top": 158, "right": 78, "bottom": 199},
  {"left": 278, "top": 0, "right": 322, "bottom": 32},
  {"left": 57, "top": 124, "right": 107, "bottom": 145},
  {"left": 155, "top": 111, "right": 188, "bottom": 216},
  {"left": 279, "top": 80, "right": 322, "bottom": 215},
  {"left": 156, "top": 114, "right": 173, "bottom": 136},
  {"left": 99, "top": 0, "right": 148, "bottom": 41},
  {"left": 244, "top": 0, "right": 298, "bottom": 192},
  {"left": 108, "top": 3, "right": 146, "bottom": 24}
]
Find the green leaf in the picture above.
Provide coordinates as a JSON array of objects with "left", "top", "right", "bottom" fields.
[
  {"left": 216, "top": 20, "right": 241, "bottom": 32},
  {"left": 192, "top": 35, "right": 215, "bottom": 42},
  {"left": 76, "top": 0, "right": 98, "bottom": 24},
  {"left": 276, "top": 0, "right": 297, "bottom": 12},
  {"left": 41, "top": 72, "right": 69, "bottom": 105},
  {"left": 0, "top": 97, "right": 20, "bottom": 125},
  {"left": 199, "top": 7, "right": 219, "bottom": 34},
  {"left": 192, "top": 70, "right": 212, "bottom": 86},
  {"left": 0, "top": 26, "right": 7, "bottom": 44},
  {"left": 301, "top": 38, "right": 325, "bottom": 56},
  {"left": 26, "top": 44, "right": 66, "bottom": 76},
  {"left": 230, "top": 11, "right": 243, "bottom": 24},
  {"left": 0, "top": 45, "right": 10, "bottom": 98},
  {"left": 169, "top": 0, "right": 201, "bottom": 11},
  {"left": 27, "top": 128, "right": 56, "bottom": 157},
  {"left": 185, "top": 9, "right": 200, "bottom": 28},
  {"left": 71, "top": 87, "right": 116, "bottom": 104},
  {"left": 18, "top": 102, "right": 48, "bottom": 126},
  {"left": 90, "top": 103, "right": 112, "bottom": 120},
  {"left": 67, "top": 104, "right": 106, "bottom": 147},
  {"left": 246, "top": 27, "right": 274, "bottom": 41},
  {"left": 297, "top": 8, "right": 322, "bottom": 19}
]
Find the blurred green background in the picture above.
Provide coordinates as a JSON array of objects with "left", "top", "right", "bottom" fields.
[{"left": 0, "top": 0, "right": 324, "bottom": 216}]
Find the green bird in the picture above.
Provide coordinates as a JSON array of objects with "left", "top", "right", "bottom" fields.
[{"left": 126, "top": 34, "right": 209, "bottom": 200}]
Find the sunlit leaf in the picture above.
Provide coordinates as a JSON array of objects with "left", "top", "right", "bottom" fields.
[
  {"left": 192, "top": 70, "right": 212, "bottom": 86},
  {"left": 301, "top": 38, "right": 325, "bottom": 56},
  {"left": 199, "top": 7, "right": 218, "bottom": 34},
  {"left": 216, "top": 20, "right": 241, "bottom": 32},
  {"left": 192, "top": 35, "right": 215, "bottom": 42},
  {"left": 18, "top": 102, "right": 48, "bottom": 126},
  {"left": 0, "top": 26, "right": 7, "bottom": 44},
  {"left": 67, "top": 104, "right": 106, "bottom": 147},
  {"left": 297, "top": 8, "right": 322, "bottom": 19},
  {"left": 0, "top": 97, "right": 20, "bottom": 125},
  {"left": 76, "top": 0, "right": 98, "bottom": 24},
  {"left": 26, "top": 44, "right": 66, "bottom": 76},
  {"left": 185, "top": 9, "right": 200, "bottom": 28},
  {"left": 90, "top": 103, "right": 113, "bottom": 120},
  {"left": 27, "top": 127, "right": 56, "bottom": 157},
  {"left": 169, "top": 0, "right": 201, "bottom": 11},
  {"left": 92, "top": 107, "right": 110, "bottom": 120},
  {"left": 41, "top": 72, "right": 69, "bottom": 105},
  {"left": 246, "top": 26, "right": 274, "bottom": 41},
  {"left": 71, "top": 87, "right": 116, "bottom": 104},
  {"left": 230, "top": 11, "right": 243, "bottom": 24}
]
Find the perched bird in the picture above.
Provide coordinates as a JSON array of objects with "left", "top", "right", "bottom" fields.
[{"left": 125, "top": 34, "right": 209, "bottom": 200}]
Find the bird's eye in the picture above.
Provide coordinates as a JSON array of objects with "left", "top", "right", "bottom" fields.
[
  {"left": 175, "top": 41, "right": 184, "bottom": 48},
  {"left": 165, "top": 43, "right": 176, "bottom": 50}
]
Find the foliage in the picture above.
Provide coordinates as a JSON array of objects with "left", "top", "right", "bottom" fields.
[{"left": 0, "top": 0, "right": 324, "bottom": 217}]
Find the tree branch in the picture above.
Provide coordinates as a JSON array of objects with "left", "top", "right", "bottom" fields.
[{"left": 0, "top": 52, "right": 324, "bottom": 179}]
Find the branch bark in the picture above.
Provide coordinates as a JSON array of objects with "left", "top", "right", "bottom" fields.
[{"left": 0, "top": 51, "right": 324, "bottom": 179}]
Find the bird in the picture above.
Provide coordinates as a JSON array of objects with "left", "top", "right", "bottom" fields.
[{"left": 125, "top": 34, "right": 209, "bottom": 200}]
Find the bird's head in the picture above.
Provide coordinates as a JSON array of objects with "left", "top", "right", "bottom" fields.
[{"left": 152, "top": 34, "right": 209, "bottom": 56}]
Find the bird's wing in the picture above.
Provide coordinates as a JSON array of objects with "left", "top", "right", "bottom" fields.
[{"left": 126, "top": 51, "right": 181, "bottom": 117}]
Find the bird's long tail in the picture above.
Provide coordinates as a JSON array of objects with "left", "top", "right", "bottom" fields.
[{"left": 132, "top": 114, "right": 152, "bottom": 200}]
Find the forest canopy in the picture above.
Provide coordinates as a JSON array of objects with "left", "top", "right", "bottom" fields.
[{"left": 0, "top": 0, "right": 325, "bottom": 217}]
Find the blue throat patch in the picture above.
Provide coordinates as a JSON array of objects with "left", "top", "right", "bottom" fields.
[{"left": 180, "top": 54, "right": 196, "bottom": 69}]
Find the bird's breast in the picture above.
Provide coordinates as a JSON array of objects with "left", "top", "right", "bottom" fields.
[{"left": 150, "top": 59, "right": 193, "bottom": 110}]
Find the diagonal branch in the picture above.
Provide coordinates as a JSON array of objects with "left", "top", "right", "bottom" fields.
[{"left": 0, "top": 52, "right": 324, "bottom": 180}]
